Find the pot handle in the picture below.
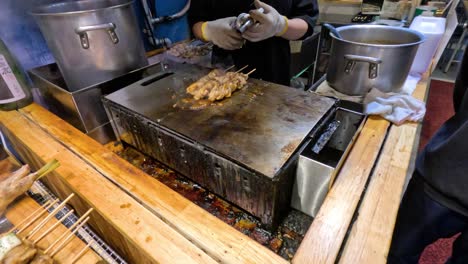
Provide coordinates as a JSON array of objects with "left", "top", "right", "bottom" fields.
[
  {"left": 75, "top": 23, "right": 119, "bottom": 49},
  {"left": 344, "top": 54, "right": 382, "bottom": 79}
]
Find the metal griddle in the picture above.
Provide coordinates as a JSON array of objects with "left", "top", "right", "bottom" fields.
[
  {"left": 103, "top": 62, "right": 336, "bottom": 226},
  {"left": 105, "top": 63, "right": 335, "bottom": 178}
]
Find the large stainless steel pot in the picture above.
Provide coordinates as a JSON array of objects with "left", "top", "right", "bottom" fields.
[
  {"left": 327, "top": 25, "right": 425, "bottom": 95},
  {"left": 32, "top": 0, "right": 148, "bottom": 92}
]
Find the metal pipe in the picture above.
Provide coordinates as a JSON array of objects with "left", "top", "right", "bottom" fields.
[{"left": 150, "top": 0, "right": 191, "bottom": 24}]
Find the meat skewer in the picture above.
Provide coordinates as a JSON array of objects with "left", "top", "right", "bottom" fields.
[
  {"left": 31, "top": 209, "right": 75, "bottom": 245},
  {"left": 0, "top": 159, "right": 60, "bottom": 217},
  {"left": 24, "top": 193, "right": 75, "bottom": 238},
  {"left": 187, "top": 66, "right": 253, "bottom": 102},
  {"left": 1, "top": 238, "right": 37, "bottom": 264},
  {"left": 29, "top": 251, "right": 54, "bottom": 264}
]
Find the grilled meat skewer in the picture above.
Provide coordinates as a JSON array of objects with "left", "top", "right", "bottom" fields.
[{"left": 187, "top": 70, "right": 248, "bottom": 102}]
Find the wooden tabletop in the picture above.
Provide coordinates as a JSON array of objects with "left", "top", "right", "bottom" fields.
[{"left": 0, "top": 75, "right": 429, "bottom": 263}]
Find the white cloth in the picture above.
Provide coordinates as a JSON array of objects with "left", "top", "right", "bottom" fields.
[
  {"left": 314, "top": 81, "right": 364, "bottom": 103},
  {"left": 314, "top": 74, "right": 424, "bottom": 125},
  {"left": 364, "top": 88, "right": 426, "bottom": 126},
  {"left": 314, "top": 74, "right": 421, "bottom": 104}
]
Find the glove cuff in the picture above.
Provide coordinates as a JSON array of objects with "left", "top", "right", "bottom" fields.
[
  {"left": 275, "top": 16, "right": 289, "bottom": 37},
  {"left": 201, "top": 22, "right": 210, "bottom": 42}
]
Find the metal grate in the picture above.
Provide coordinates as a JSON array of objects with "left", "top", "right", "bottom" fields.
[{"left": 26, "top": 181, "right": 127, "bottom": 264}]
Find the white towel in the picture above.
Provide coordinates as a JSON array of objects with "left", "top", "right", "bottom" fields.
[{"left": 364, "top": 88, "right": 426, "bottom": 126}]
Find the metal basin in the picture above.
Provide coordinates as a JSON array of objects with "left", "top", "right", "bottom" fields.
[
  {"left": 327, "top": 25, "right": 425, "bottom": 95},
  {"left": 31, "top": 0, "right": 148, "bottom": 91}
]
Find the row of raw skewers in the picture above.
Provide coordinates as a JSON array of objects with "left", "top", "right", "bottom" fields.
[{"left": 1, "top": 160, "right": 95, "bottom": 263}]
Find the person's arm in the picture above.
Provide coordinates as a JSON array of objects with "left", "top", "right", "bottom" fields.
[
  {"left": 280, "top": 18, "right": 309, "bottom": 40},
  {"left": 188, "top": 0, "right": 212, "bottom": 40},
  {"left": 192, "top": 22, "right": 205, "bottom": 41},
  {"left": 289, "top": 0, "right": 319, "bottom": 40}
]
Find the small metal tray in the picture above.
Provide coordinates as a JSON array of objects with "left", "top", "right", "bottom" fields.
[{"left": 291, "top": 106, "right": 365, "bottom": 217}]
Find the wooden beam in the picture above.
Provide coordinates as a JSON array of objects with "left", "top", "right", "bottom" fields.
[
  {"left": 0, "top": 110, "right": 217, "bottom": 264},
  {"left": 292, "top": 116, "right": 390, "bottom": 264},
  {"left": 18, "top": 103, "right": 287, "bottom": 264},
  {"left": 338, "top": 79, "right": 429, "bottom": 263},
  {"left": 6, "top": 196, "right": 102, "bottom": 263}
]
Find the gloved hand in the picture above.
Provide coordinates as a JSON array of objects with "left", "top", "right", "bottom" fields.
[
  {"left": 242, "top": 0, "right": 288, "bottom": 42},
  {"left": 202, "top": 17, "right": 244, "bottom": 50}
]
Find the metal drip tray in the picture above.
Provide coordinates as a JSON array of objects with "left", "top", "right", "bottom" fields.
[{"left": 291, "top": 107, "right": 365, "bottom": 217}]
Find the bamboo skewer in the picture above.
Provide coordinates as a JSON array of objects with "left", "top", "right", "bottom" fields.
[
  {"left": 7, "top": 200, "right": 53, "bottom": 234},
  {"left": 15, "top": 199, "right": 58, "bottom": 234},
  {"left": 70, "top": 241, "right": 93, "bottom": 264},
  {"left": 43, "top": 208, "right": 93, "bottom": 254},
  {"left": 236, "top": 65, "right": 249, "bottom": 73},
  {"left": 31, "top": 209, "right": 75, "bottom": 245},
  {"left": 48, "top": 216, "right": 90, "bottom": 257},
  {"left": 24, "top": 193, "right": 75, "bottom": 238},
  {"left": 224, "top": 65, "right": 235, "bottom": 72},
  {"left": 246, "top": 68, "right": 256, "bottom": 76}
]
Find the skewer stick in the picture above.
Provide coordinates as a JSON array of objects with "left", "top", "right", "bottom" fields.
[
  {"left": 8, "top": 200, "right": 53, "bottom": 234},
  {"left": 246, "top": 68, "right": 257, "bottom": 76},
  {"left": 225, "top": 65, "right": 235, "bottom": 71},
  {"left": 70, "top": 241, "right": 93, "bottom": 264},
  {"left": 224, "top": 65, "right": 235, "bottom": 72},
  {"left": 25, "top": 193, "right": 75, "bottom": 238},
  {"left": 235, "top": 65, "right": 249, "bottom": 73},
  {"left": 31, "top": 209, "right": 75, "bottom": 245},
  {"left": 15, "top": 199, "right": 58, "bottom": 234},
  {"left": 49, "top": 216, "right": 90, "bottom": 257},
  {"left": 43, "top": 208, "right": 93, "bottom": 254}
]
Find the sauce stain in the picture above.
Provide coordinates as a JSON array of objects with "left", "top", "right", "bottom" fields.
[{"left": 120, "top": 203, "right": 132, "bottom": 209}]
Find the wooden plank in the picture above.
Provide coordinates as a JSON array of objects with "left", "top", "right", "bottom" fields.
[
  {"left": 292, "top": 116, "right": 390, "bottom": 264},
  {"left": 0, "top": 110, "right": 217, "bottom": 264},
  {"left": 338, "top": 79, "right": 429, "bottom": 263},
  {"left": 18, "top": 103, "right": 287, "bottom": 264},
  {"left": 6, "top": 196, "right": 102, "bottom": 263}
]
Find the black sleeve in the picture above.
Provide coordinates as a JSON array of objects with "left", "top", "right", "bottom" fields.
[
  {"left": 453, "top": 49, "right": 468, "bottom": 113},
  {"left": 290, "top": 0, "right": 319, "bottom": 39},
  {"left": 188, "top": 0, "right": 214, "bottom": 28}
]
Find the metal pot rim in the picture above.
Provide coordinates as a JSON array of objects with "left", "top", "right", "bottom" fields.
[
  {"left": 330, "top": 25, "right": 426, "bottom": 48},
  {"left": 30, "top": 0, "right": 133, "bottom": 16}
]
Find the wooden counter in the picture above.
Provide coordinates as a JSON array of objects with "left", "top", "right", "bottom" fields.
[{"left": 0, "top": 76, "right": 429, "bottom": 263}]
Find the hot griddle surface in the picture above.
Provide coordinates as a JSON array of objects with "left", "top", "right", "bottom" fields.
[{"left": 105, "top": 63, "right": 336, "bottom": 178}]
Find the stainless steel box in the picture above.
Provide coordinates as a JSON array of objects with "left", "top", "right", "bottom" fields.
[
  {"left": 28, "top": 63, "right": 164, "bottom": 144},
  {"left": 291, "top": 107, "right": 365, "bottom": 217}
]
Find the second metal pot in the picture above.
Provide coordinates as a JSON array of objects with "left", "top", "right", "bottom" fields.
[
  {"left": 32, "top": 0, "right": 148, "bottom": 92},
  {"left": 326, "top": 25, "right": 425, "bottom": 96}
]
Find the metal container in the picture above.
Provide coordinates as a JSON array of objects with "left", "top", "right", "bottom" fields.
[
  {"left": 327, "top": 25, "right": 425, "bottom": 95},
  {"left": 28, "top": 63, "right": 164, "bottom": 144},
  {"left": 291, "top": 106, "right": 365, "bottom": 217},
  {"left": 31, "top": 0, "right": 148, "bottom": 92}
]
